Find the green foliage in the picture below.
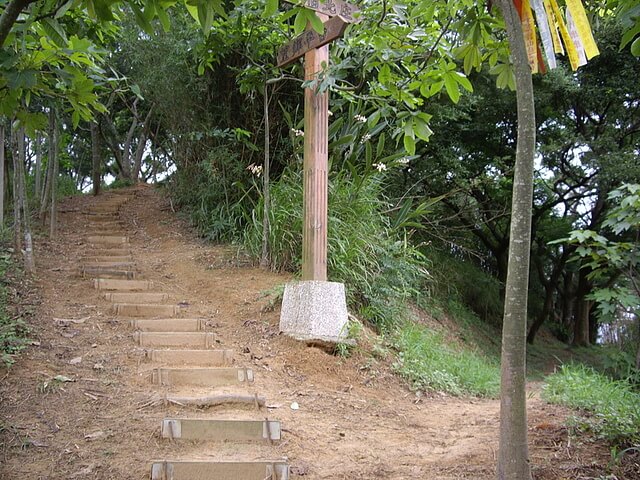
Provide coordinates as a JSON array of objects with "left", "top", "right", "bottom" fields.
[
  {"left": 392, "top": 323, "right": 500, "bottom": 397},
  {"left": 0, "top": 252, "right": 30, "bottom": 368},
  {"left": 244, "top": 168, "right": 426, "bottom": 329},
  {"left": 543, "top": 364, "right": 640, "bottom": 445}
]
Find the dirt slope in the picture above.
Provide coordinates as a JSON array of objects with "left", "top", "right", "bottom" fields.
[{"left": 0, "top": 186, "right": 632, "bottom": 479}]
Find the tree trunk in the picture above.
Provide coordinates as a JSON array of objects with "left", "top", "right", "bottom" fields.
[
  {"left": 496, "top": 1, "right": 535, "bottom": 479},
  {"left": 0, "top": 123, "right": 5, "bottom": 227},
  {"left": 40, "top": 110, "right": 56, "bottom": 224},
  {"left": 261, "top": 83, "right": 271, "bottom": 268},
  {"left": 0, "top": 0, "right": 37, "bottom": 47},
  {"left": 17, "top": 128, "right": 34, "bottom": 273},
  {"left": 91, "top": 121, "right": 101, "bottom": 196},
  {"left": 573, "top": 268, "right": 592, "bottom": 346},
  {"left": 50, "top": 120, "right": 58, "bottom": 238},
  {"left": 34, "top": 132, "right": 42, "bottom": 198},
  {"left": 11, "top": 127, "right": 22, "bottom": 253}
]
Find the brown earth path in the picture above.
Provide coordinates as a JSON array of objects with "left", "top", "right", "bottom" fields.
[{"left": 0, "top": 186, "right": 627, "bottom": 479}]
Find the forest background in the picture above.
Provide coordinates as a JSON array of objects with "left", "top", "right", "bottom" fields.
[{"left": 1, "top": 0, "right": 640, "bottom": 465}]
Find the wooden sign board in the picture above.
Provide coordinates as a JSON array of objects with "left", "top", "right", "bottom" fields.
[
  {"left": 287, "top": 0, "right": 361, "bottom": 24},
  {"left": 276, "top": 16, "right": 348, "bottom": 67}
]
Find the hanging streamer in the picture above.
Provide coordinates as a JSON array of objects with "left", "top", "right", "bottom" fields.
[
  {"left": 531, "top": 0, "right": 557, "bottom": 69},
  {"left": 567, "top": 8, "right": 588, "bottom": 67},
  {"left": 513, "top": 0, "right": 540, "bottom": 73},
  {"left": 565, "top": 0, "right": 599, "bottom": 59},
  {"left": 548, "top": 0, "right": 581, "bottom": 70},
  {"left": 543, "top": 0, "right": 564, "bottom": 54}
]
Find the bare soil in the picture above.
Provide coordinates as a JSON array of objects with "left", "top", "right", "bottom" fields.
[{"left": 1, "top": 185, "right": 638, "bottom": 479}]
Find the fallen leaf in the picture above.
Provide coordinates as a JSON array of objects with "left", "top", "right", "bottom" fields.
[
  {"left": 69, "top": 357, "right": 82, "bottom": 365},
  {"left": 84, "top": 431, "right": 104, "bottom": 441},
  {"left": 53, "top": 375, "right": 75, "bottom": 383}
]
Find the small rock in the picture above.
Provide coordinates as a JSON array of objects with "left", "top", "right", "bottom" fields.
[
  {"left": 91, "top": 343, "right": 98, "bottom": 348},
  {"left": 93, "top": 363, "right": 104, "bottom": 370},
  {"left": 69, "top": 356, "right": 82, "bottom": 365},
  {"left": 290, "top": 402, "right": 300, "bottom": 410},
  {"left": 84, "top": 431, "right": 104, "bottom": 441}
]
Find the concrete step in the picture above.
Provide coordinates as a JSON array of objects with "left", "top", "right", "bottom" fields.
[
  {"left": 81, "top": 261, "right": 136, "bottom": 268},
  {"left": 84, "top": 256, "right": 133, "bottom": 263},
  {"left": 150, "top": 461, "right": 289, "bottom": 480},
  {"left": 105, "top": 292, "right": 167, "bottom": 303},
  {"left": 82, "top": 268, "right": 137, "bottom": 279},
  {"left": 85, "top": 214, "right": 119, "bottom": 222},
  {"left": 87, "top": 230, "right": 127, "bottom": 236},
  {"left": 86, "top": 235, "right": 128, "bottom": 244},
  {"left": 94, "top": 279, "right": 152, "bottom": 291},
  {"left": 113, "top": 303, "right": 177, "bottom": 317},
  {"left": 135, "top": 332, "right": 216, "bottom": 348},
  {"left": 86, "top": 249, "right": 132, "bottom": 257},
  {"left": 162, "top": 393, "right": 265, "bottom": 408},
  {"left": 161, "top": 418, "right": 280, "bottom": 442},
  {"left": 131, "top": 318, "right": 205, "bottom": 332},
  {"left": 150, "top": 367, "right": 254, "bottom": 387},
  {"left": 146, "top": 349, "right": 233, "bottom": 365}
]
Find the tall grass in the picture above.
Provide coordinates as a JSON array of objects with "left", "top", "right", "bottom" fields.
[
  {"left": 543, "top": 364, "right": 640, "bottom": 445},
  {"left": 243, "top": 168, "right": 426, "bottom": 329},
  {"left": 392, "top": 323, "right": 500, "bottom": 397}
]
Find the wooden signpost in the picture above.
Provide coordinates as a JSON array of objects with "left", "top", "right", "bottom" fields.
[{"left": 278, "top": 1, "right": 359, "bottom": 281}]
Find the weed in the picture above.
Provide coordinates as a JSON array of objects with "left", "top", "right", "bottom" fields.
[
  {"left": 0, "top": 251, "right": 30, "bottom": 368},
  {"left": 543, "top": 363, "right": 640, "bottom": 445},
  {"left": 392, "top": 322, "right": 500, "bottom": 397}
]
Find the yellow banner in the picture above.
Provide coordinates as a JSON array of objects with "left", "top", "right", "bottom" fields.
[
  {"left": 522, "top": 0, "right": 539, "bottom": 73},
  {"left": 565, "top": 0, "right": 600, "bottom": 59},
  {"left": 549, "top": 0, "right": 580, "bottom": 70},
  {"left": 532, "top": 0, "right": 557, "bottom": 68},
  {"left": 543, "top": 0, "right": 564, "bottom": 54}
]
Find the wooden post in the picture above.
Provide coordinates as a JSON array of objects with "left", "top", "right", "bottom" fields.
[{"left": 301, "top": 42, "right": 329, "bottom": 281}]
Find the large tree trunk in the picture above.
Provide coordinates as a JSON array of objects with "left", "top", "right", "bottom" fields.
[
  {"left": 50, "top": 122, "right": 58, "bottom": 238},
  {"left": 39, "top": 111, "right": 56, "bottom": 224},
  {"left": 573, "top": 268, "right": 592, "bottom": 346},
  {"left": 16, "top": 128, "right": 34, "bottom": 273},
  {"left": 496, "top": 1, "right": 535, "bottom": 479},
  {"left": 11, "top": 127, "right": 22, "bottom": 253},
  {"left": 34, "top": 132, "right": 42, "bottom": 198},
  {"left": 261, "top": 83, "right": 271, "bottom": 268},
  {"left": 91, "top": 121, "right": 101, "bottom": 196},
  {"left": 0, "top": 123, "right": 5, "bottom": 227}
]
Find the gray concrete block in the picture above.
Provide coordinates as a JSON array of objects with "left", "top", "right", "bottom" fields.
[{"left": 279, "top": 281, "right": 348, "bottom": 343}]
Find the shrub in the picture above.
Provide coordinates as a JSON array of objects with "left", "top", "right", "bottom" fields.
[
  {"left": 0, "top": 251, "right": 30, "bottom": 367},
  {"left": 392, "top": 323, "right": 500, "bottom": 397},
  {"left": 543, "top": 363, "right": 640, "bottom": 445}
]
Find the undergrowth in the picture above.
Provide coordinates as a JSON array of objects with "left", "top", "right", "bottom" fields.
[
  {"left": 0, "top": 250, "right": 29, "bottom": 368},
  {"left": 543, "top": 364, "right": 640, "bottom": 446},
  {"left": 392, "top": 322, "right": 500, "bottom": 397}
]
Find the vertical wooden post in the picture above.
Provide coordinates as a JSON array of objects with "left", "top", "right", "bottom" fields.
[{"left": 301, "top": 42, "right": 329, "bottom": 281}]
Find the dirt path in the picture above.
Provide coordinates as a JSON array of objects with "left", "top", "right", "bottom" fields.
[{"left": 0, "top": 186, "right": 624, "bottom": 479}]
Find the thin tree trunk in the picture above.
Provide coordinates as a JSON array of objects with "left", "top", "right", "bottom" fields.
[
  {"left": 0, "top": 123, "right": 5, "bottom": 227},
  {"left": 261, "top": 84, "right": 271, "bottom": 268},
  {"left": 40, "top": 110, "right": 56, "bottom": 224},
  {"left": 17, "top": 128, "right": 34, "bottom": 273},
  {"left": 496, "top": 1, "right": 535, "bottom": 479},
  {"left": 50, "top": 121, "right": 58, "bottom": 238},
  {"left": 34, "top": 132, "right": 42, "bottom": 198},
  {"left": 91, "top": 121, "right": 101, "bottom": 196},
  {"left": 573, "top": 268, "right": 592, "bottom": 346},
  {"left": 11, "top": 127, "right": 22, "bottom": 253},
  {"left": 0, "top": 0, "right": 37, "bottom": 48}
]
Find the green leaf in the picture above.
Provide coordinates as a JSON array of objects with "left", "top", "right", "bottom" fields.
[
  {"left": 198, "top": 1, "right": 214, "bottom": 34},
  {"left": 378, "top": 64, "right": 391, "bottom": 84},
  {"left": 443, "top": 73, "right": 460, "bottom": 103},
  {"left": 131, "top": 5, "right": 154, "bottom": 35},
  {"left": 156, "top": 6, "right": 171, "bottom": 31},
  {"left": 376, "top": 134, "right": 385, "bottom": 158},
  {"left": 293, "top": 10, "right": 307, "bottom": 35},
  {"left": 41, "top": 18, "right": 68, "bottom": 47},
  {"left": 403, "top": 134, "right": 416, "bottom": 155},
  {"left": 5, "top": 70, "right": 38, "bottom": 89},
  {"left": 413, "top": 117, "right": 432, "bottom": 142},
  {"left": 307, "top": 11, "right": 324, "bottom": 34},
  {"left": 264, "top": 0, "right": 278, "bottom": 17},
  {"left": 631, "top": 37, "right": 640, "bottom": 57}
]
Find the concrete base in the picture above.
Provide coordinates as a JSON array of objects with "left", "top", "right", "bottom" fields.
[{"left": 279, "top": 281, "right": 348, "bottom": 343}]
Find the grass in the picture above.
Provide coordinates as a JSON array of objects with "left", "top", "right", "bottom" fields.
[
  {"left": 392, "top": 322, "right": 501, "bottom": 397},
  {"left": 543, "top": 363, "right": 640, "bottom": 445},
  {"left": 0, "top": 249, "right": 30, "bottom": 368}
]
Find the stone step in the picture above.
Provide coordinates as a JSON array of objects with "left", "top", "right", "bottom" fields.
[
  {"left": 86, "top": 249, "right": 132, "bottom": 257},
  {"left": 135, "top": 332, "right": 216, "bottom": 348},
  {"left": 87, "top": 230, "right": 127, "bottom": 237},
  {"left": 84, "top": 256, "right": 133, "bottom": 263},
  {"left": 150, "top": 367, "right": 253, "bottom": 387},
  {"left": 162, "top": 393, "right": 265, "bottom": 408},
  {"left": 85, "top": 214, "right": 119, "bottom": 222},
  {"left": 86, "top": 235, "right": 128, "bottom": 244},
  {"left": 131, "top": 318, "right": 204, "bottom": 332},
  {"left": 81, "top": 261, "right": 136, "bottom": 268},
  {"left": 105, "top": 292, "right": 167, "bottom": 303},
  {"left": 113, "top": 303, "right": 177, "bottom": 317},
  {"left": 150, "top": 461, "right": 289, "bottom": 480},
  {"left": 161, "top": 418, "right": 281, "bottom": 442},
  {"left": 94, "top": 279, "right": 152, "bottom": 291},
  {"left": 146, "top": 349, "right": 233, "bottom": 365},
  {"left": 82, "top": 269, "right": 137, "bottom": 279}
]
